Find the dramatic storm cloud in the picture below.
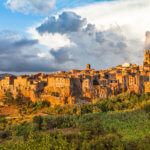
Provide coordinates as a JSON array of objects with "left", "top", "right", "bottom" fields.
[
  {"left": 35, "top": 11, "right": 143, "bottom": 70},
  {"left": 54, "top": 25, "right": 129, "bottom": 69},
  {"left": 3, "top": 0, "right": 150, "bottom": 72},
  {"left": 5, "top": 0, "right": 55, "bottom": 14},
  {"left": 37, "top": 11, "right": 87, "bottom": 34},
  {"left": 0, "top": 31, "right": 60, "bottom": 72}
]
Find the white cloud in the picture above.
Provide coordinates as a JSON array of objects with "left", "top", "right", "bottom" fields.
[
  {"left": 5, "top": 0, "right": 55, "bottom": 14},
  {"left": 70, "top": 0, "right": 150, "bottom": 41},
  {"left": 60, "top": 0, "right": 150, "bottom": 65},
  {"left": 28, "top": 27, "right": 73, "bottom": 50},
  {"left": 28, "top": 0, "right": 150, "bottom": 71},
  {"left": 37, "top": 53, "right": 47, "bottom": 58}
]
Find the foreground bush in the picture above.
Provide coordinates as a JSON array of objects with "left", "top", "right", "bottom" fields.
[
  {"left": 33, "top": 115, "right": 76, "bottom": 131},
  {"left": 43, "top": 93, "right": 150, "bottom": 116}
]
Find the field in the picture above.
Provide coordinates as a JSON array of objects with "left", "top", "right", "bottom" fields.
[
  {"left": 0, "top": 93, "right": 150, "bottom": 149},
  {"left": 92, "top": 110, "right": 150, "bottom": 142}
]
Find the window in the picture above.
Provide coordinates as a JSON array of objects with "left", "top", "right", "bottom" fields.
[{"left": 93, "top": 79, "right": 99, "bottom": 85}]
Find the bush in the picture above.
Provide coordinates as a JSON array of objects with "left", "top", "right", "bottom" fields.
[
  {"left": 98, "top": 134, "right": 123, "bottom": 150},
  {"left": 12, "top": 125, "right": 29, "bottom": 139},
  {"left": 142, "top": 103, "right": 150, "bottom": 113},
  {"left": 0, "top": 130, "right": 11, "bottom": 139},
  {"left": 34, "top": 100, "right": 50, "bottom": 110},
  {"left": 33, "top": 116, "right": 43, "bottom": 130},
  {"left": 79, "top": 120, "right": 104, "bottom": 137},
  {"left": 33, "top": 115, "right": 76, "bottom": 130}
]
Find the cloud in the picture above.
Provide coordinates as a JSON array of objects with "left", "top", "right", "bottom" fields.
[
  {"left": 47, "top": 22, "right": 132, "bottom": 69},
  {"left": 34, "top": 0, "right": 150, "bottom": 69},
  {"left": 71, "top": 0, "right": 150, "bottom": 41},
  {"left": 36, "top": 11, "right": 87, "bottom": 34},
  {"left": 28, "top": 28, "right": 73, "bottom": 50},
  {"left": 145, "top": 31, "right": 150, "bottom": 49},
  {"left": 22, "top": 0, "right": 150, "bottom": 72},
  {"left": 35, "top": 10, "right": 143, "bottom": 70},
  {"left": 0, "top": 31, "right": 60, "bottom": 72},
  {"left": 50, "top": 47, "right": 74, "bottom": 64},
  {"left": 5, "top": 0, "right": 55, "bottom": 14},
  {"left": 13, "top": 39, "right": 38, "bottom": 47}
]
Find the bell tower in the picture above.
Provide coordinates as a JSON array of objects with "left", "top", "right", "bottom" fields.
[
  {"left": 86, "top": 64, "right": 91, "bottom": 70},
  {"left": 143, "top": 50, "right": 150, "bottom": 66}
]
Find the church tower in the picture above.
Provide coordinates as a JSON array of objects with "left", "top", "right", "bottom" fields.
[
  {"left": 143, "top": 50, "right": 150, "bottom": 66},
  {"left": 86, "top": 64, "right": 91, "bottom": 70}
]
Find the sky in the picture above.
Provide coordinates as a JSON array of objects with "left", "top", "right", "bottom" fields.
[{"left": 0, "top": 0, "right": 150, "bottom": 74}]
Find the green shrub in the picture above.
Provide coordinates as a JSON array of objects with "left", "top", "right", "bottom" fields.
[
  {"left": 0, "top": 130, "right": 11, "bottom": 139},
  {"left": 79, "top": 120, "right": 104, "bottom": 137},
  {"left": 33, "top": 115, "right": 43, "bottom": 130},
  {"left": 12, "top": 125, "right": 29, "bottom": 139},
  {"left": 142, "top": 103, "right": 150, "bottom": 113},
  {"left": 98, "top": 134, "right": 123, "bottom": 150},
  {"left": 33, "top": 115, "right": 76, "bottom": 130}
]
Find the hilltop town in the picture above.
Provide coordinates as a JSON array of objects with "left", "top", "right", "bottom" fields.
[{"left": 0, "top": 50, "right": 150, "bottom": 106}]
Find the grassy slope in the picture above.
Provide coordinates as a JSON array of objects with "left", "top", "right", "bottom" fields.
[
  {"left": 1, "top": 92, "right": 150, "bottom": 149},
  {"left": 85, "top": 110, "right": 150, "bottom": 142},
  {"left": 1, "top": 109, "right": 150, "bottom": 149}
]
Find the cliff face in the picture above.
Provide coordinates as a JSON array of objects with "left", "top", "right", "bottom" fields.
[{"left": 0, "top": 50, "right": 150, "bottom": 105}]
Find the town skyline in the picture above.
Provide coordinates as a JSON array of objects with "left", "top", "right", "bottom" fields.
[{"left": 0, "top": 49, "right": 150, "bottom": 105}]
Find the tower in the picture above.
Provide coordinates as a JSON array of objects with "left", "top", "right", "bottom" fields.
[
  {"left": 86, "top": 64, "right": 91, "bottom": 70},
  {"left": 143, "top": 50, "right": 150, "bottom": 66}
]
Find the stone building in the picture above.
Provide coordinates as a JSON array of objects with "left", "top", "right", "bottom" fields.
[{"left": 143, "top": 50, "right": 150, "bottom": 66}]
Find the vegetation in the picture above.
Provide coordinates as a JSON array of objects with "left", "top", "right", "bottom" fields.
[
  {"left": 43, "top": 92, "right": 150, "bottom": 115},
  {"left": 0, "top": 92, "right": 150, "bottom": 149}
]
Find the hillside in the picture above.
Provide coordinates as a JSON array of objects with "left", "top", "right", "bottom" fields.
[{"left": 0, "top": 93, "right": 150, "bottom": 149}]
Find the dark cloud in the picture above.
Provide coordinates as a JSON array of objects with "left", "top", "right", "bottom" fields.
[
  {"left": 116, "top": 42, "right": 127, "bottom": 50},
  {"left": 13, "top": 39, "right": 38, "bottom": 47},
  {"left": 0, "top": 56, "right": 59, "bottom": 72},
  {"left": 36, "top": 11, "right": 87, "bottom": 34},
  {"left": 0, "top": 32, "right": 60, "bottom": 72},
  {"left": 50, "top": 48, "right": 74, "bottom": 64},
  {"left": 96, "top": 32, "right": 105, "bottom": 43}
]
